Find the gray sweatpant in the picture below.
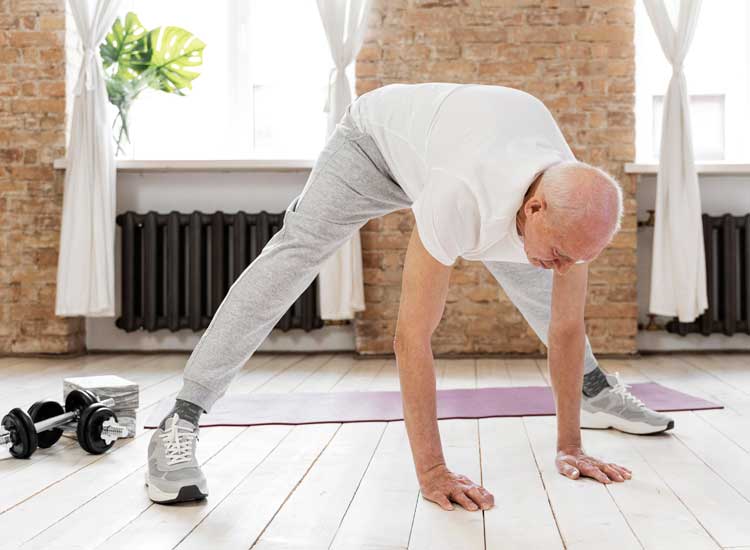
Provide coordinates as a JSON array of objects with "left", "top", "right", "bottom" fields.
[{"left": 177, "top": 106, "right": 599, "bottom": 412}]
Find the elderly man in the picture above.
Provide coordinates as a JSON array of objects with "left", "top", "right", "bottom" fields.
[{"left": 146, "top": 82, "right": 673, "bottom": 507}]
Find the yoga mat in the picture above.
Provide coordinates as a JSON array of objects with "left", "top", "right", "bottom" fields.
[{"left": 145, "top": 382, "right": 722, "bottom": 429}]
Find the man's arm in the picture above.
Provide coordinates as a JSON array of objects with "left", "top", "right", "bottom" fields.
[
  {"left": 549, "top": 263, "right": 587, "bottom": 451},
  {"left": 549, "top": 263, "right": 632, "bottom": 484},
  {"left": 394, "top": 225, "right": 494, "bottom": 511}
]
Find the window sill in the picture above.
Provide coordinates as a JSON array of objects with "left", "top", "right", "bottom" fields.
[
  {"left": 52, "top": 158, "right": 316, "bottom": 172},
  {"left": 626, "top": 162, "right": 750, "bottom": 175}
]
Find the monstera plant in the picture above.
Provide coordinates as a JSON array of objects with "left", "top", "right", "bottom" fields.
[{"left": 100, "top": 12, "right": 206, "bottom": 154}]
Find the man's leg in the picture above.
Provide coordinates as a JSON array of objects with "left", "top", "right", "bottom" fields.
[
  {"left": 481, "top": 261, "right": 600, "bottom": 375},
  {"left": 482, "top": 260, "right": 674, "bottom": 434},
  {"left": 177, "top": 117, "right": 410, "bottom": 413},
  {"left": 146, "top": 110, "right": 412, "bottom": 503}
]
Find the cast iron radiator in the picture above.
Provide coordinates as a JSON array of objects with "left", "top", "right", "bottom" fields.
[
  {"left": 666, "top": 213, "right": 750, "bottom": 336},
  {"left": 115, "top": 210, "right": 324, "bottom": 333}
]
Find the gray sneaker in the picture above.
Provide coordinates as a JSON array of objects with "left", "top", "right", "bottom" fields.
[
  {"left": 580, "top": 371, "right": 675, "bottom": 435},
  {"left": 146, "top": 413, "right": 208, "bottom": 504}
]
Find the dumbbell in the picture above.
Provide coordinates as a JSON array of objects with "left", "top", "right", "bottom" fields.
[
  {"left": 0, "top": 389, "right": 129, "bottom": 458},
  {"left": 60, "top": 389, "right": 131, "bottom": 454},
  {"left": 25, "top": 391, "right": 101, "bottom": 451}
]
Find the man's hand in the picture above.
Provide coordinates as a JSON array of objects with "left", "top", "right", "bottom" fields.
[
  {"left": 555, "top": 446, "right": 632, "bottom": 484},
  {"left": 419, "top": 464, "right": 495, "bottom": 511}
]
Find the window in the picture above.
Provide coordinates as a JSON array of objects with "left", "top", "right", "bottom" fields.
[
  {"left": 105, "top": 0, "right": 348, "bottom": 160},
  {"left": 652, "top": 94, "right": 725, "bottom": 160},
  {"left": 635, "top": 0, "right": 750, "bottom": 162}
]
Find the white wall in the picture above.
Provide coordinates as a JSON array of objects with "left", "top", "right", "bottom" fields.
[
  {"left": 636, "top": 172, "right": 750, "bottom": 351},
  {"left": 85, "top": 169, "right": 356, "bottom": 352}
]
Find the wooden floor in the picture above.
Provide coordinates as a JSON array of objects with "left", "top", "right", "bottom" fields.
[{"left": 0, "top": 352, "right": 749, "bottom": 549}]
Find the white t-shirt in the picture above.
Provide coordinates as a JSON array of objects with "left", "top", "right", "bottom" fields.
[{"left": 349, "top": 82, "right": 576, "bottom": 266}]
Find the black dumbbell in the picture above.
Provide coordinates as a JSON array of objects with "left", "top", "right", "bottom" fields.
[
  {"left": 28, "top": 400, "right": 66, "bottom": 449},
  {"left": 0, "top": 408, "right": 37, "bottom": 458},
  {"left": 0, "top": 400, "right": 71, "bottom": 459},
  {"left": 24, "top": 390, "right": 99, "bottom": 448},
  {"left": 66, "top": 390, "right": 130, "bottom": 455},
  {"left": 77, "top": 403, "right": 122, "bottom": 454},
  {"left": 0, "top": 390, "right": 129, "bottom": 459},
  {"left": 0, "top": 389, "right": 99, "bottom": 458}
]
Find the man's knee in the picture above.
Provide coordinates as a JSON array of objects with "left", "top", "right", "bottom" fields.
[{"left": 392, "top": 330, "right": 431, "bottom": 359}]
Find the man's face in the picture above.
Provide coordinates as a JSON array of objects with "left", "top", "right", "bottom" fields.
[{"left": 521, "top": 210, "right": 603, "bottom": 275}]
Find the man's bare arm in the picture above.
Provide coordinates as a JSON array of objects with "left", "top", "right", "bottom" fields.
[
  {"left": 549, "top": 263, "right": 588, "bottom": 450},
  {"left": 549, "top": 263, "right": 632, "bottom": 484},
  {"left": 394, "top": 226, "right": 494, "bottom": 511}
]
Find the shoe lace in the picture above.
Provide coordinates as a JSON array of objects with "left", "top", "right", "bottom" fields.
[
  {"left": 160, "top": 413, "right": 197, "bottom": 466},
  {"left": 610, "top": 372, "right": 647, "bottom": 410}
]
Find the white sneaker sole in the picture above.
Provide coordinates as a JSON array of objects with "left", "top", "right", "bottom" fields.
[
  {"left": 580, "top": 409, "right": 674, "bottom": 435},
  {"left": 145, "top": 472, "right": 208, "bottom": 504}
]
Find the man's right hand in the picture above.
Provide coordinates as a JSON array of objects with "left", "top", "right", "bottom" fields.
[
  {"left": 396, "top": 227, "right": 493, "bottom": 513},
  {"left": 419, "top": 463, "right": 495, "bottom": 511}
]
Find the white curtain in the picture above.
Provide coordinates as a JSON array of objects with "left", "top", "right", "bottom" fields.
[
  {"left": 56, "top": 0, "right": 122, "bottom": 317},
  {"left": 643, "top": 0, "right": 707, "bottom": 322},
  {"left": 316, "top": 0, "right": 372, "bottom": 320}
]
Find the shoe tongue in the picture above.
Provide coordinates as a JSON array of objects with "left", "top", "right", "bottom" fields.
[{"left": 164, "top": 414, "right": 197, "bottom": 431}]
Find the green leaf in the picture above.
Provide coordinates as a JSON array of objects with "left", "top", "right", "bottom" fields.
[
  {"left": 146, "top": 26, "right": 206, "bottom": 94},
  {"left": 100, "top": 12, "right": 149, "bottom": 79},
  {"left": 100, "top": 12, "right": 206, "bottom": 151}
]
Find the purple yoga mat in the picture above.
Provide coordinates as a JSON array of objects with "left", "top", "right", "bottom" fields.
[{"left": 144, "top": 382, "right": 722, "bottom": 429}]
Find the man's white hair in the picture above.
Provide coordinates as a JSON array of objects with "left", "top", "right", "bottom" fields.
[{"left": 540, "top": 160, "right": 624, "bottom": 241}]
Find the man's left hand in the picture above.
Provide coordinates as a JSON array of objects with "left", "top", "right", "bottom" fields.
[{"left": 555, "top": 446, "right": 632, "bottom": 484}]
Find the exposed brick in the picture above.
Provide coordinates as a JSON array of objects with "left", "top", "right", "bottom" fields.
[
  {"left": 415, "top": 0, "right": 469, "bottom": 6},
  {"left": 356, "top": 0, "right": 636, "bottom": 356},
  {"left": 8, "top": 30, "right": 58, "bottom": 47},
  {"left": 607, "top": 110, "right": 634, "bottom": 128},
  {"left": 0, "top": 0, "right": 79, "bottom": 353},
  {"left": 358, "top": 43, "right": 382, "bottom": 61},
  {"left": 38, "top": 15, "right": 63, "bottom": 30},
  {"left": 481, "top": 0, "right": 542, "bottom": 6},
  {"left": 0, "top": 16, "right": 20, "bottom": 29},
  {"left": 460, "top": 9, "right": 525, "bottom": 27},
  {"left": 0, "top": 46, "right": 18, "bottom": 62},
  {"left": 576, "top": 24, "right": 631, "bottom": 43},
  {"left": 451, "top": 27, "right": 509, "bottom": 44},
  {"left": 355, "top": 62, "right": 380, "bottom": 78},
  {"left": 513, "top": 26, "right": 575, "bottom": 43},
  {"left": 38, "top": 46, "right": 63, "bottom": 64},
  {"left": 39, "top": 80, "right": 63, "bottom": 97},
  {"left": 478, "top": 60, "right": 537, "bottom": 77}
]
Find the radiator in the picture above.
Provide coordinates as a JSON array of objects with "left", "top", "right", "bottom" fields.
[
  {"left": 115, "top": 210, "right": 324, "bottom": 333},
  {"left": 666, "top": 213, "right": 750, "bottom": 336}
]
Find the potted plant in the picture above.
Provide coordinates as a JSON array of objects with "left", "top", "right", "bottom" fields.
[{"left": 100, "top": 12, "right": 206, "bottom": 154}]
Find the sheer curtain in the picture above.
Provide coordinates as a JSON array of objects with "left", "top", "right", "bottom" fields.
[
  {"left": 316, "top": 0, "right": 372, "bottom": 320},
  {"left": 643, "top": 0, "right": 707, "bottom": 322},
  {"left": 56, "top": 0, "right": 122, "bottom": 316}
]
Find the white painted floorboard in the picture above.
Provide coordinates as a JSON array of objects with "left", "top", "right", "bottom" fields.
[
  {"left": 0, "top": 352, "right": 748, "bottom": 550},
  {"left": 329, "top": 421, "right": 419, "bottom": 550}
]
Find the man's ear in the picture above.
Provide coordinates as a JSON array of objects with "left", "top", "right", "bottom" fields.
[{"left": 527, "top": 196, "right": 546, "bottom": 216}]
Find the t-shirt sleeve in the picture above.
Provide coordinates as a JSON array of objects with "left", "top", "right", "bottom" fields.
[{"left": 411, "top": 170, "right": 480, "bottom": 266}]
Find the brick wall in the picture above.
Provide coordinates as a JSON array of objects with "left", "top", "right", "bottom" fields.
[
  {"left": 0, "top": 0, "right": 84, "bottom": 353},
  {"left": 354, "top": 0, "right": 637, "bottom": 356}
]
